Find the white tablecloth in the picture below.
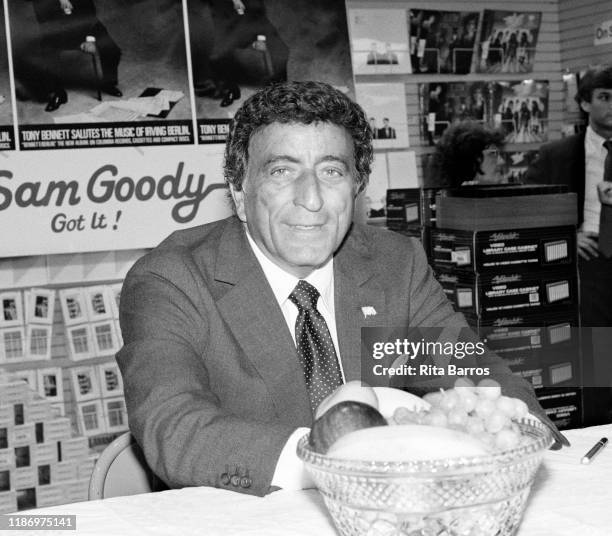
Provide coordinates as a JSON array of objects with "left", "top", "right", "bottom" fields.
[{"left": 3, "top": 424, "right": 611, "bottom": 536}]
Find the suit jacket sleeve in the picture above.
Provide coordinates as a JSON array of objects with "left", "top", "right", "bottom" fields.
[
  {"left": 116, "top": 250, "right": 295, "bottom": 497},
  {"left": 524, "top": 143, "right": 553, "bottom": 185}
]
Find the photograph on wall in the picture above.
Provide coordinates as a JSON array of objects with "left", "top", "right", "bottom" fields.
[
  {"left": 189, "top": 0, "right": 354, "bottom": 143},
  {"left": 8, "top": 0, "right": 193, "bottom": 150},
  {"left": 419, "top": 81, "right": 491, "bottom": 146},
  {"left": 419, "top": 80, "right": 548, "bottom": 145},
  {"left": 0, "top": 2, "right": 15, "bottom": 150},
  {"left": 476, "top": 10, "right": 542, "bottom": 74},
  {"left": 356, "top": 83, "right": 409, "bottom": 149},
  {"left": 492, "top": 79, "right": 549, "bottom": 143},
  {"left": 346, "top": 8, "right": 411, "bottom": 75},
  {"left": 0, "top": 291, "right": 24, "bottom": 328},
  {"left": 408, "top": 9, "right": 479, "bottom": 74}
]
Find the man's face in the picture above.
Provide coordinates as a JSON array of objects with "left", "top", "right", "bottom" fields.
[
  {"left": 231, "top": 122, "right": 357, "bottom": 278},
  {"left": 581, "top": 88, "right": 612, "bottom": 137}
]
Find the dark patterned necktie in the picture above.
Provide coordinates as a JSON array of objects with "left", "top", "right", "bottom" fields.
[
  {"left": 289, "top": 280, "right": 343, "bottom": 413},
  {"left": 598, "top": 140, "right": 612, "bottom": 257}
]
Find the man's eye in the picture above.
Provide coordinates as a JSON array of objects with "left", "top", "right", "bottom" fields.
[
  {"left": 321, "top": 168, "right": 343, "bottom": 177},
  {"left": 270, "top": 168, "right": 290, "bottom": 176}
]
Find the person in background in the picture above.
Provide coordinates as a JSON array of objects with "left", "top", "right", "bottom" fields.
[
  {"left": 117, "top": 81, "right": 566, "bottom": 498},
  {"left": 525, "top": 65, "right": 612, "bottom": 425},
  {"left": 428, "top": 121, "right": 507, "bottom": 188}
]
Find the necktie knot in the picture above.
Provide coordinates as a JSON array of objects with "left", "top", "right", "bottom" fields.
[{"left": 289, "top": 280, "right": 320, "bottom": 312}]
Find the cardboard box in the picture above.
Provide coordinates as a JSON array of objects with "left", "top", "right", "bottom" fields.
[
  {"left": 537, "top": 387, "right": 582, "bottom": 430},
  {"left": 436, "top": 192, "right": 578, "bottom": 231},
  {"left": 436, "top": 269, "right": 578, "bottom": 320},
  {"left": 430, "top": 226, "right": 576, "bottom": 273}
]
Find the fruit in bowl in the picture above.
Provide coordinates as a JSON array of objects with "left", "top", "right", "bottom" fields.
[{"left": 299, "top": 379, "right": 553, "bottom": 536}]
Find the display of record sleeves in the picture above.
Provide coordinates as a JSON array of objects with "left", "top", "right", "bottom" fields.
[
  {"left": 59, "top": 288, "right": 88, "bottom": 326},
  {"left": 477, "top": 10, "right": 542, "bottom": 74},
  {"left": 66, "top": 324, "right": 95, "bottom": 361},
  {"left": 408, "top": 9, "right": 479, "bottom": 74},
  {"left": 36, "top": 367, "right": 63, "bottom": 403},
  {"left": 84, "top": 286, "right": 113, "bottom": 321},
  {"left": 419, "top": 80, "right": 548, "bottom": 146},
  {"left": 26, "top": 325, "right": 52, "bottom": 360},
  {"left": 356, "top": 83, "right": 409, "bottom": 149},
  {"left": 24, "top": 288, "right": 55, "bottom": 325},
  {"left": 0, "top": 327, "right": 26, "bottom": 363},
  {"left": 0, "top": 291, "right": 24, "bottom": 328},
  {"left": 98, "top": 362, "right": 124, "bottom": 398},
  {"left": 71, "top": 366, "right": 101, "bottom": 402},
  {"left": 347, "top": 8, "right": 411, "bottom": 74}
]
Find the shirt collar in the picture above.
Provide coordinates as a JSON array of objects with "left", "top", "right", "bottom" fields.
[
  {"left": 244, "top": 228, "right": 335, "bottom": 311},
  {"left": 586, "top": 125, "right": 609, "bottom": 152}
]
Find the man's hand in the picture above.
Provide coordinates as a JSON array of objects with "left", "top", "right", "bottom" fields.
[
  {"left": 577, "top": 230, "right": 599, "bottom": 260},
  {"left": 597, "top": 181, "right": 612, "bottom": 206},
  {"left": 80, "top": 40, "right": 97, "bottom": 55},
  {"left": 59, "top": 0, "right": 73, "bottom": 12}
]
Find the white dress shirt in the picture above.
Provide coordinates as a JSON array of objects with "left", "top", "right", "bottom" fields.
[
  {"left": 245, "top": 230, "right": 346, "bottom": 490},
  {"left": 582, "top": 126, "right": 609, "bottom": 234}
]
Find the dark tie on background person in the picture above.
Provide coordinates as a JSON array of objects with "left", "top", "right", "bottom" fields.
[
  {"left": 289, "top": 280, "right": 343, "bottom": 413},
  {"left": 598, "top": 140, "right": 612, "bottom": 256}
]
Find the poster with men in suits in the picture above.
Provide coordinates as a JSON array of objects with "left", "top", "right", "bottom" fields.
[
  {"left": 188, "top": 0, "right": 355, "bottom": 143},
  {"left": 8, "top": 0, "right": 194, "bottom": 150}
]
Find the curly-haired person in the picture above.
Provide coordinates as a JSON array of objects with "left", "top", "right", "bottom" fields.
[
  {"left": 427, "top": 121, "right": 506, "bottom": 188},
  {"left": 117, "top": 81, "right": 566, "bottom": 498}
]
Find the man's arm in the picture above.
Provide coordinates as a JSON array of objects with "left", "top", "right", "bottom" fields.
[{"left": 117, "top": 253, "right": 295, "bottom": 496}]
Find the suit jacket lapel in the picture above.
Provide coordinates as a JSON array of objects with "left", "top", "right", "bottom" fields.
[
  {"left": 334, "top": 226, "right": 387, "bottom": 382},
  {"left": 213, "top": 218, "right": 312, "bottom": 426}
]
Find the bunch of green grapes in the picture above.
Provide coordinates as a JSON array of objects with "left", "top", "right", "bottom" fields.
[{"left": 392, "top": 378, "right": 529, "bottom": 450}]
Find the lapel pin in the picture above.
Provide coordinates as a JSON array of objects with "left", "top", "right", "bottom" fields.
[{"left": 361, "top": 306, "right": 377, "bottom": 319}]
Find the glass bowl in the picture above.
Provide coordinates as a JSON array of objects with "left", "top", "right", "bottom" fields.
[{"left": 297, "top": 419, "right": 552, "bottom": 536}]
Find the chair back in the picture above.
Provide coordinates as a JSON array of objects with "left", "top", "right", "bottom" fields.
[{"left": 88, "top": 432, "right": 166, "bottom": 500}]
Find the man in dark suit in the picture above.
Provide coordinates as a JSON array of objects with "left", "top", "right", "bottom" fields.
[
  {"left": 33, "top": 0, "right": 122, "bottom": 111},
  {"left": 525, "top": 65, "right": 612, "bottom": 425},
  {"left": 118, "top": 81, "right": 565, "bottom": 497},
  {"left": 377, "top": 117, "right": 396, "bottom": 139}
]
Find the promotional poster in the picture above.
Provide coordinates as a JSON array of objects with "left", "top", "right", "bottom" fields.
[
  {"left": 9, "top": 0, "right": 194, "bottom": 150},
  {"left": 477, "top": 10, "right": 542, "bottom": 74},
  {"left": 419, "top": 80, "right": 549, "bottom": 145},
  {"left": 408, "top": 9, "right": 480, "bottom": 74},
  {"left": 347, "top": 8, "right": 411, "bottom": 75},
  {"left": 190, "top": 0, "right": 354, "bottom": 143}
]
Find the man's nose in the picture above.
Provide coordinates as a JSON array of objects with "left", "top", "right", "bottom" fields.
[{"left": 294, "top": 170, "right": 323, "bottom": 211}]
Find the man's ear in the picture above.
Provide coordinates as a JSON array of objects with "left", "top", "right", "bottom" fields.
[
  {"left": 580, "top": 100, "right": 591, "bottom": 115},
  {"left": 229, "top": 185, "right": 247, "bottom": 222}
]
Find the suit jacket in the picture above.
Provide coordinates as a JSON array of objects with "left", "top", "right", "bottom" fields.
[
  {"left": 117, "top": 215, "right": 548, "bottom": 496},
  {"left": 525, "top": 133, "right": 586, "bottom": 225}
]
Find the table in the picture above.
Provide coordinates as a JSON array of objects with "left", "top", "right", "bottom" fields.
[{"left": 3, "top": 424, "right": 611, "bottom": 536}]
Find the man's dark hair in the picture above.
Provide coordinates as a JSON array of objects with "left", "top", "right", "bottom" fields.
[
  {"left": 224, "top": 81, "right": 373, "bottom": 193},
  {"left": 429, "top": 121, "right": 505, "bottom": 187},
  {"left": 575, "top": 65, "right": 612, "bottom": 104}
]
